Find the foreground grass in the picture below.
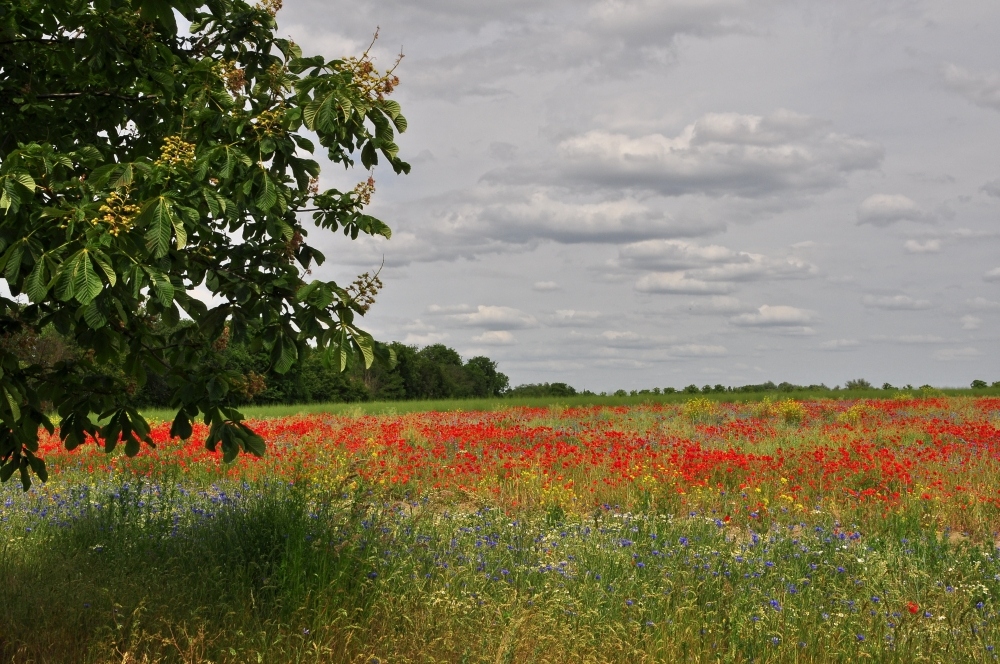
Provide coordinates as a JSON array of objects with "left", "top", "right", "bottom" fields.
[
  {"left": 5, "top": 396, "right": 1000, "bottom": 661},
  {"left": 3, "top": 478, "right": 1000, "bottom": 663}
]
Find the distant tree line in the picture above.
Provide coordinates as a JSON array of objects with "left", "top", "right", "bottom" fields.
[
  {"left": 0, "top": 322, "right": 516, "bottom": 407},
  {"left": 2, "top": 324, "right": 996, "bottom": 408},
  {"left": 138, "top": 338, "right": 515, "bottom": 406}
]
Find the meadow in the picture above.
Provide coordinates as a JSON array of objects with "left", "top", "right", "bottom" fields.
[{"left": 4, "top": 395, "right": 1000, "bottom": 662}]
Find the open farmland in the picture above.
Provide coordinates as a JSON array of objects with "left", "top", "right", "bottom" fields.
[{"left": 4, "top": 396, "right": 1000, "bottom": 662}]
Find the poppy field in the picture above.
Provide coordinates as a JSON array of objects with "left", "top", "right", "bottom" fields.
[{"left": 4, "top": 396, "right": 1000, "bottom": 662}]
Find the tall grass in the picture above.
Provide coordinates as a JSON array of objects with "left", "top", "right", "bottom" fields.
[
  {"left": 4, "top": 476, "right": 1000, "bottom": 662},
  {"left": 5, "top": 396, "right": 1000, "bottom": 661}
]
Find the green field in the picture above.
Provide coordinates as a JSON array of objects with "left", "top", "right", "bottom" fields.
[
  {"left": 139, "top": 386, "right": 1000, "bottom": 421},
  {"left": 5, "top": 394, "right": 1000, "bottom": 662}
]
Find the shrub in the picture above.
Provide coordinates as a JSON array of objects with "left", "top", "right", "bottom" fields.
[
  {"left": 682, "top": 397, "right": 717, "bottom": 422},
  {"left": 776, "top": 399, "right": 807, "bottom": 424}
]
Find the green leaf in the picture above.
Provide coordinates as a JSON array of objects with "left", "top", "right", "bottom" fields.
[
  {"left": 3, "top": 387, "right": 20, "bottom": 422},
  {"left": 25, "top": 452, "right": 47, "bottom": 483},
  {"left": 110, "top": 163, "right": 134, "bottom": 189},
  {"left": 12, "top": 171, "right": 36, "bottom": 191},
  {"left": 2, "top": 242, "right": 24, "bottom": 282},
  {"left": 295, "top": 281, "right": 320, "bottom": 302},
  {"left": 170, "top": 410, "right": 193, "bottom": 440},
  {"left": 302, "top": 98, "right": 321, "bottom": 131},
  {"left": 382, "top": 100, "right": 401, "bottom": 118},
  {"left": 271, "top": 335, "right": 297, "bottom": 374},
  {"left": 256, "top": 171, "right": 277, "bottom": 210},
  {"left": 354, "top": 330, "right": 375, "bottom": 369},
  {"left": 82, "top": 300, "right": 108, "bottom": 329},
  {"left": 24, "top": 256, "right": 49, "bottom": 304},
  {"left": 56, "top": 251, "right": 103, "bottom": 305},
  {"left": 239, "top": 424, "right": 266, "bottom": 457},
  {"left": 144, "top": 268, "right": 175, "bottom": 306},
  {"left": 140, "top": 197, "right": 173, "bottom": 258},
  {"left": 72, "top": 251, "right": 103, "bottom": 305},
  {"left": 170, "top": 212, "right": 187, "bottom": 249},
  {"left": 0, "top": 457, "right": 17, "bottom": 483},
  {"left": 91, "top": 250, "right": 117, "bottom": 287},
  {"left": 206, "top": 377, "right": 228, "bottom": 401},
  {"left": 361, "top": 141, "right": 378, "bottom": 169}
]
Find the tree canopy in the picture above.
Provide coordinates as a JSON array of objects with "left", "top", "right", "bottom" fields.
[{"left": 0, "top": 0, "right": 409, "bottom": 488}]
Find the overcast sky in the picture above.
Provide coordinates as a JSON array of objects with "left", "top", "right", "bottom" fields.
[{"left": 279, "top": 0, "right": 1000, "bottom": 391}]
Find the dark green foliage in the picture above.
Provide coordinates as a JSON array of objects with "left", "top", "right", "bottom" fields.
[
  {"left": 506, "top": 382, "right": 577, "bottom": 398},
  {"left": 844, "top": 378, "right": 873, "bottom": 390},
  {"left": 129, "top": 338, "right": 512, "bottom": 406},
  {"left": 0, "top": 0, "right": 411, "bottom": 487}
]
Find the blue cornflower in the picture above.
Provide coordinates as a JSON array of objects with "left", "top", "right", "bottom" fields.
[
  {"left": 856, "top": 634, "right": 865, "bottom": 642},
  {"left": 769, "top": 599, "right": 782, "bottom": 611}
]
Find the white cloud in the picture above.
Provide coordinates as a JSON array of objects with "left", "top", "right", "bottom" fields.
[
  {"left": 533, "top": 281, "right": 561, "bottom": 291},
  {"left": 635, "top": 273, "right": 734, "bottom": 294},
  {"left": 618, "top": 239, "right": 817, "bottom": 281},
  {"left": 731, "top": 304, "right": 814, "bottom": 327},
  {"left": 450, "top": 305, "right": 539, "bottom": 330},
  {"left": 600, "top": 330, "right": 643, "bottom": 343},
  {"left": 819, "top": 339, "right": 861, "bottom": 351},
  {"left": 621, "top": 239, "right": 817, "bottom": 297},
  {"left": 550, "top": 110, "right": 883, "bottom": 198},
  {"left": 769, "top": 326, "right": 817, "bottom": 336},
  {"left": 548, "top": 310, "right": 603, "bottom": 326},
  {"left": 618, "top": 239, "right": 738, "bottom": 271},
  {"left": 857, "top": 194, "right": 932, "bottom": 226},
  {"left": 984, "top": 268, "right": 1000, "bottom": 282},
  {"left": 478, "top": 191, "right": 716, "bottom": 244},
  {"left": 340, "top": 187, "right": 726, "bottom": 267},
  {"left": 692, "top": 255, "right": 818, "bottom": 282},
  {"left": 903, "top": 239, "right": 941, "bottom": 254},
  {"left": 934, "top": 347, "right": 983, "bottom": 361},
  {"left": 402, "top": 319, "right": 437, "bottom": 333},
  {"left": 942, "top": 64, "right": 1000, "bottom": 112},
  {"left": 871, "top": 334, "right": 946, "bottom": 344},
  {"left": 471, "top": 330, "right": 516, "bottom": 345},
  {"left": 428, "top": 303, "right": 473, "bottom": 314},
  {"left": 681, "top": 296, "right": 754, "bottom": 315},
  {"left": 862, "top": 295, "right": 932, "bottom": 310},
  {"left": 961, "top": 315, "right": 982, "bottom": 330}
]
